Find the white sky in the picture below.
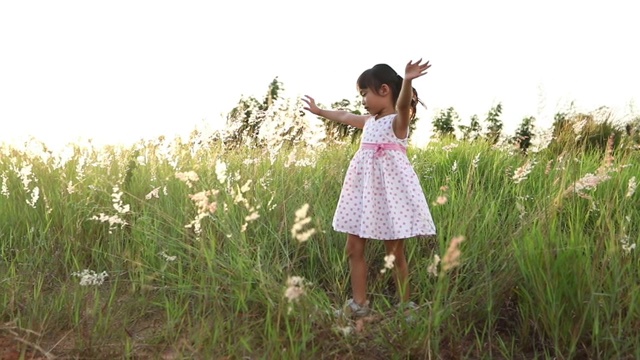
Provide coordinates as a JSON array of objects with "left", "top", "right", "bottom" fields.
[{"left": 1, "top": 0, "right": 638, "bottom": 149}]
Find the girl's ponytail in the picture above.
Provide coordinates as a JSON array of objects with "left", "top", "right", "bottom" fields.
[{"left": 410, "top": 88, "right": 427, "bottom": 120}]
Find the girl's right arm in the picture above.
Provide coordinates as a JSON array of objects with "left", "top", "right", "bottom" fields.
[{"left": 302, "top": 95, "right": 368, "bottom": 129}]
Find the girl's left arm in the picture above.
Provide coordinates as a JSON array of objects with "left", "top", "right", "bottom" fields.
[{"left": 394, "top": 59, "right": 431, "bottom": 138}]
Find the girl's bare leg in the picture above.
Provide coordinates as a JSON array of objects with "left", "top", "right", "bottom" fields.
[
  {"left": 346, "top": 234, "right": 368, "bottom": 306},
  {"left": 384, "top": 239, "right": 410, "bottom": 302}
]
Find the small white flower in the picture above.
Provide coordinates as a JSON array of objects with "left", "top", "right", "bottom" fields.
[
  {"left": 18, "top": 164, "right": 33, "bottom": 190},
  {"left": 442, "top": 143, "right": 459, "bottom": 153},
  {"left": 159, "top": 251, "right": 177, "bottom": 262},
  {"left": 380, "top": 254, "right": 396, "bottom": 274},
  {"left": 27, "top": 186, "right": 39, "bottom": 208},
  {"left": 245, "top": 210, "right": 260, "bottom": 222},
  {"left": 427, "top": 254, "right": 441, "bottom": 277},
  {"left": 215, "top": 159, "right": 227, "bottom": 184},
  {"left": 295, "top": 228, "right": 316, "bottom": 242},
  {"left": 472, "top": 153, "right": 480, "bottom": 168},
  {"left": 71, "top": 269, "right": 109, "bottom": 286},
  {"left": 442, "top": 236, "right": 465, "bottom": 271},
  {"left": 91, "top": 213, "right": 127, "bottom": 234},
  {"left": 284, "top": 276, "right": 306, "bottom": 303},
  {"left": 175, "top": 171, "right": 199, "bottom": 188},
  {"left": 240, "top": 180, "right": 252, "bottom": 193},
  {"left": 267, "top": 195, "right": 277, "bottom": 211},
  {"left": 145, "top": 186, "right": 161, "bottom": 200},
  {"left": 620, "top": 235, "right": 636, "bottom": 255},
  {"left": 295, "top": 203, "right": 310, "bottom": 220},
  {"left": 285, "top": 150, "right": 297, "bottom": 168},
  {"left": 626, "top": 176, "right": 636, "bottom": 198},
  {"left": 434, "top": 196, "right": 448, "bottom": 205},
  {"left": 67, "top": 181, "right": 76, "bottom": 194},
  {"left": 1, "top": 173, "right": 9, "bottom": 197},
  {"left": 574, "top": 173, "right": 611, "bottom": 193},
  {"left": 111, "top": 185, "right": 130, "bottom": 214},
  {"left": 572, "top": 119, "right": 587, "bottom": 135},
  {"left": 512, "top": 160, "right": 536, "bottom": 184},
  {"left": 291, "top": 203, "right": 315, "bottom": 242},
  {"left": 333, "top": 325, "right": 354, "bottom": 336}
]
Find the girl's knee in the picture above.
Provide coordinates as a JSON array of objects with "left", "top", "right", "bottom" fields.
[
  {"left": 346, "top": 235, "right": 366, "bottom": 259},
  {"left": 346, "top": 242, "right": 365, "bottom": 260},
  {"left": 384, "top": 240, "right": 405, "bottom": 255}
]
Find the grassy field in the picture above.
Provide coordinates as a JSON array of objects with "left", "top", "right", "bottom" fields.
[{"left": 1, "top": 132, "right": 639, "bottom": 359}]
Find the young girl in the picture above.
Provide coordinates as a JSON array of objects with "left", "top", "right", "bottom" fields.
[{"left": 303, "top": 59, "right": 437, "bottom": 317}]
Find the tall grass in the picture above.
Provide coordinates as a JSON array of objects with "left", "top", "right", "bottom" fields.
[{"left": 0, "top": 134, "right": 638, "bottom": 359}]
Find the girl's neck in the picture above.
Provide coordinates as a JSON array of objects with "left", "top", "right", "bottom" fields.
[
  {"left": 374, "top": 103, "right": 396, "bottom": 119},
  {"left": 375, "top": 111, "right": 396, "bottom": 120}
]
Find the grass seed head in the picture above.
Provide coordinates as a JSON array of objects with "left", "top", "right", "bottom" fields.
[{"left": 442, "top": 236, "right": 465, "bottom": 271}]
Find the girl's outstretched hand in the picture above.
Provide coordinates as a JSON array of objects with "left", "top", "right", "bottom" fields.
[
  {"left": 302, "top": 95, "right": 321, "bottom": 115},
  {"left": 405, "top": 59, "right": 431, "bottom": 81}
]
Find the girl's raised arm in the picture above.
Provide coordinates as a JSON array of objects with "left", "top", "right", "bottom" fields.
[
  {"left": 303, "top": 95, "right": 369, "bottom": 129},
  {"left": 394, "top": 59, "right": 431, "bottom": 138}
]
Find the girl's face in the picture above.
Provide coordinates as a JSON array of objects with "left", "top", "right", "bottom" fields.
[{"left": 359, "top": 85, "right": 390, "bottom": 116}]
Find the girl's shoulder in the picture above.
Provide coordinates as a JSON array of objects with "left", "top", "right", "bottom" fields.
[{"left": 363, "top": 115, "right": 376, "bottom": 125}]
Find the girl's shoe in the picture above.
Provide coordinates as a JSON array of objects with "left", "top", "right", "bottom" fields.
[
  {"left": 334, "top": 299, "right": 371, "bottom": 318},
  {"left": 396, "top": 301, "right": 419, "bottom": 322},
  {"left": 397, "top": 301, "right": 419, "bottom": 310}
]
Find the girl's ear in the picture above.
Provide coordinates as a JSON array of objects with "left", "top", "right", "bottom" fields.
[{"left": 379, "top": 84, "right": 390, "bottom": 96}]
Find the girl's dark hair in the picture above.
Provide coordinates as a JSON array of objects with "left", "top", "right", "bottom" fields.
[{"left": 356, "top": 63, "right": 424, "bottom": 119}]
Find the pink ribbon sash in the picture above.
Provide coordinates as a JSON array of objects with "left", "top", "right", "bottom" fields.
[{"left": 360, "top": 142, "right": 407, "bottom": 158}]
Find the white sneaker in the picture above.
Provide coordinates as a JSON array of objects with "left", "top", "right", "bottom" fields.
[
  {"left": 334, "top": 299, "right": 371, "bottom": 318},
  {"left": 396, "top": 301, "right": 419, "bottom": 322}
]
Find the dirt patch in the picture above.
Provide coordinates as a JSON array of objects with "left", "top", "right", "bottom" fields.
[{"left": 0, "top": 334, "right": 51, "bottom": 360}]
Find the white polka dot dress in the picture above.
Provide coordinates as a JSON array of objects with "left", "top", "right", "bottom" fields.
[{"left": 332, "top": 114, "right": 436, "bottom": 240}]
